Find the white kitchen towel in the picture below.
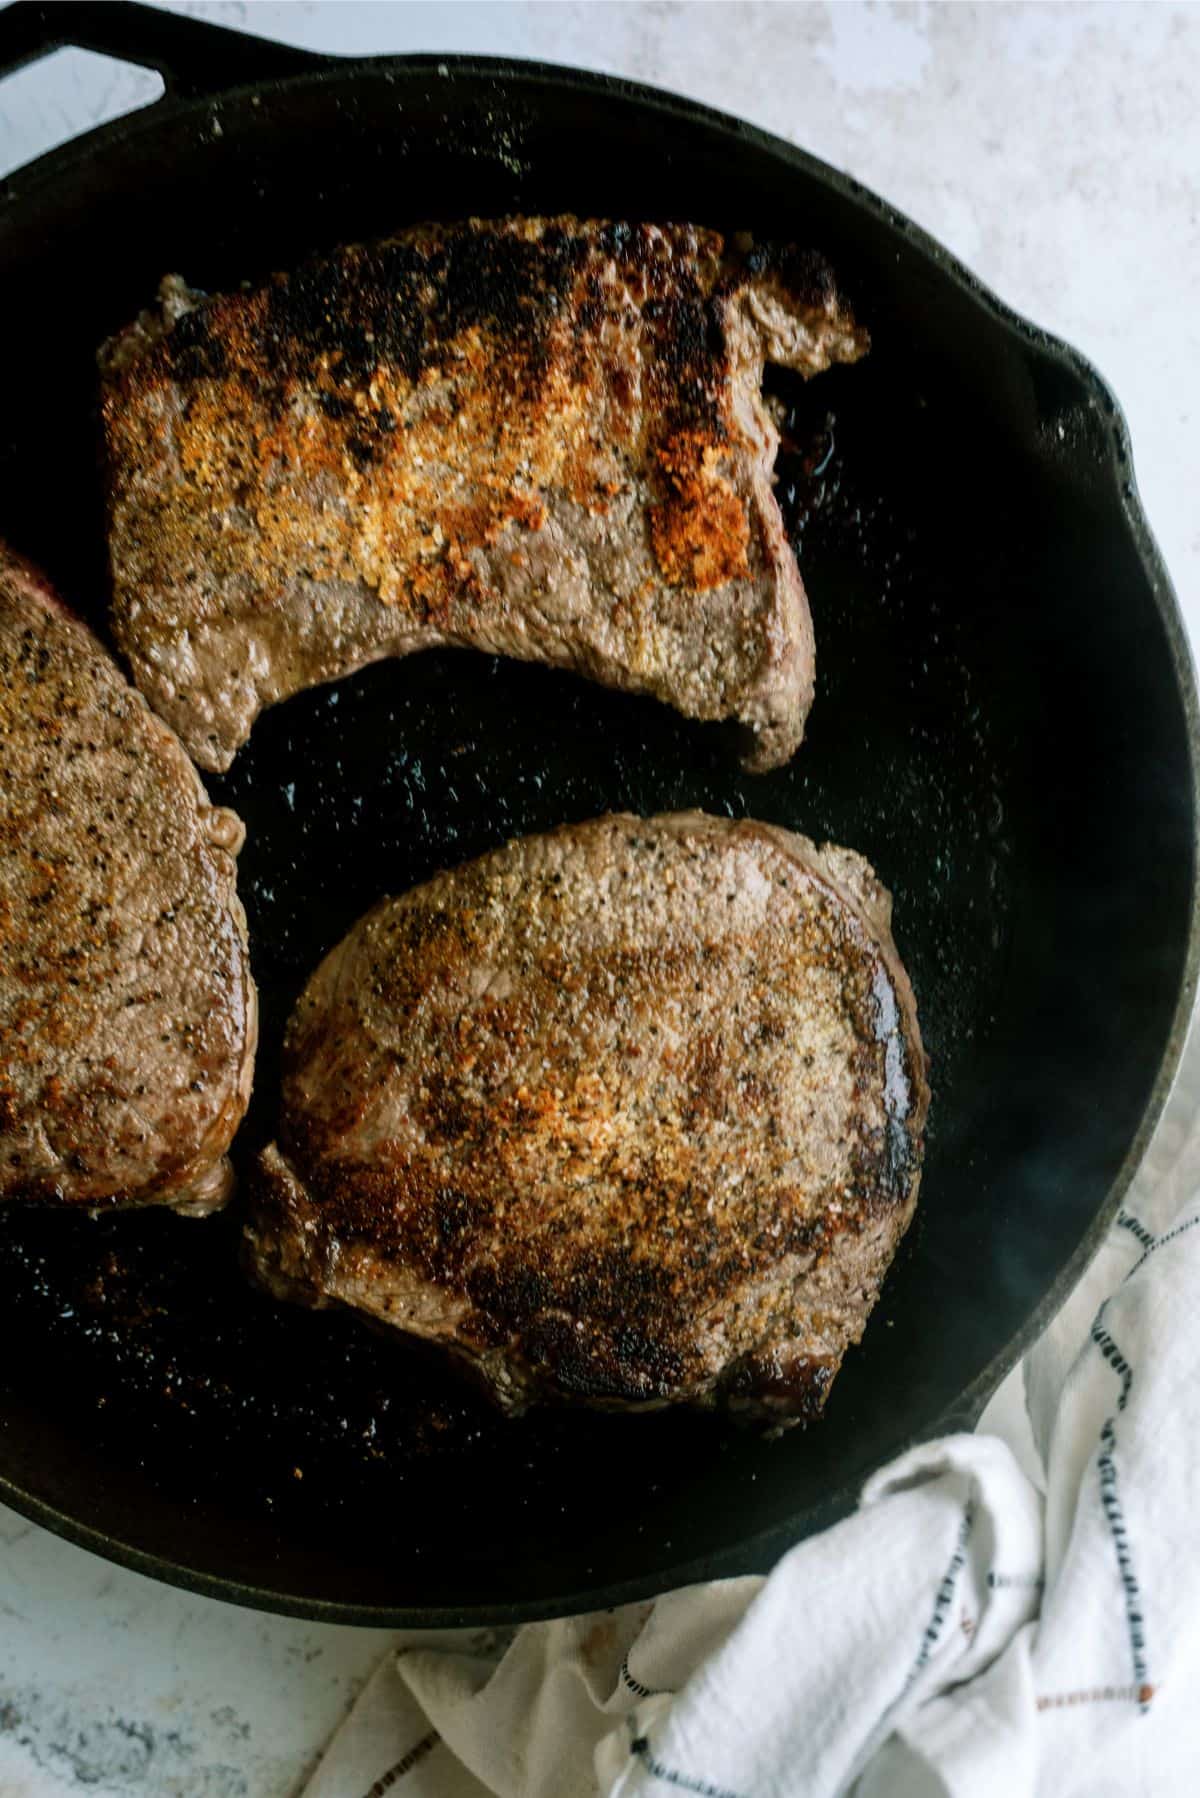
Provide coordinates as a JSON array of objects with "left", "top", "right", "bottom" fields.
[{"left": 303, "top": 1019, "right": 1200, "bottom": 1798}]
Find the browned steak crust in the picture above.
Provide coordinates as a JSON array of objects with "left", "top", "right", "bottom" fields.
[
  {"left": 100, "top": 218, "right": 867, "bottom": 773},
  {"left": 245, "top": 812, "right": 928, "bottom": 1420},
  {"left": 0, "top": 548, "right": 257, "bottom": 1212}
]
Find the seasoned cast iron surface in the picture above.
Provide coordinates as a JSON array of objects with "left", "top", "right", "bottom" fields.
[
  {"left": 0, "top": 358, "right": 1016, "bottom": 1538},
  {"left": 0, "top": 52, "right": 1192, "bottom": 1619}
]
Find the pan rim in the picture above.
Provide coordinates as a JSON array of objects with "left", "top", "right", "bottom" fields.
[{"left": 1, "top": 49, "right": 1198, "bottom": 1627}]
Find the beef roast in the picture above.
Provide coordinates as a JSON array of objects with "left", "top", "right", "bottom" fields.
[
  {"left": 0, "top": 548, "right": 256, "bottom": 1212},
  {"left": 100, "top": 218, "right": 867, "bottom": 774},
  {"left": 245, "top": 812, "right": 928, "bottom": 1420}
]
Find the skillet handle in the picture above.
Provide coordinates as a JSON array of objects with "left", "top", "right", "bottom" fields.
[{"left": 0, "top": 0, "right": 328, "bottom": 101}]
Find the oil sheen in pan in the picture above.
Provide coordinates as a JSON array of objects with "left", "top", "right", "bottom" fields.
[{"left": 0, "top": 359, "right": 1015, "bottom": 1533}]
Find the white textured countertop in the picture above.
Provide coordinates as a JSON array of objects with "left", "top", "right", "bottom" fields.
[{"left": 1, "top": 4, "right": 1198, "bottom": 1793}]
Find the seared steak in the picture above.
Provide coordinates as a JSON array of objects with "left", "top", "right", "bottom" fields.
[
  {"left": 245, "top": 812, "right": 928, "bottom": 1420},
  {"left": 100, "top": 218, "right": 867, "bottom": 774},
  {"left": 0, "top": 548, "right": 256, "bottom": 1213}
]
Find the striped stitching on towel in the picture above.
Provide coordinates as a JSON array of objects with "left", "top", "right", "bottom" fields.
[
  {"left": 1131, "top": 1213, "right": 1200, "bottom": 1274},
  {"left": 1097, "top": 1419, "right": 1152, "bottom": 1711},
  {"left": 362, "top": 1729, "right": 441, "bottom": 1795},
  {"left": 1090, "top": 1309, "right": 1152, "bottom": 1710},
  {"left": 1036, "top": 1683, "right": 1156, "bottom": 1711},
  {"left": 622, "top": 1656, "right": 663, "bottom": 1700},
  {"left": 900, "top": 1501, "right": 975, "bottom": 1699},
  {"left": 628, "top": 1719, "right": 748, "bottom": 1798},
  {"left": 1119, "top": 1209, "right": 1200, "bottom": 1279},
  {"left": 1115, "top": 1209, "right": 1156, "bottom": 1254},
  {"left": 1091, "top": 1320, "right": 1133, "bottom": 1411}
]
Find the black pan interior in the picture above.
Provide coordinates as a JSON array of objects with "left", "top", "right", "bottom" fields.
[{"left": 0, "top": 58, "right": 1194, "bottom": 1622}]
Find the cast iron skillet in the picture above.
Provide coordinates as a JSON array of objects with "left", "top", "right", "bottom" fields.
[{"left": 0, "top": 0, "right": 1197, "bottom": 1627}]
